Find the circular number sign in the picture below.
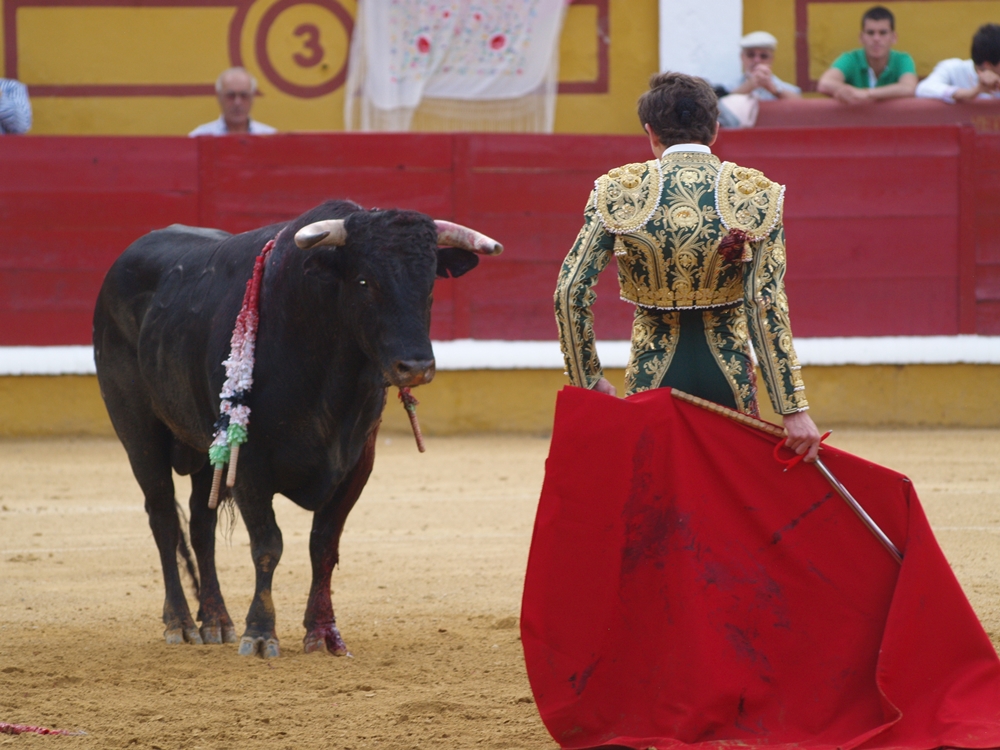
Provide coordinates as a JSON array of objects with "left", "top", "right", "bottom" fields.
[{"left": 254, "top": 0, "right": 353, "bottom": 98}]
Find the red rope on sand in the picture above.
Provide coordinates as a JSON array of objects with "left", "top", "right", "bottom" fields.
[{"left": 0, "top": 722, "right": 82, "bottom": 736}]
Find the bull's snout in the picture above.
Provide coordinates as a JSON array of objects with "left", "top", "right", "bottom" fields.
[{"left": 391, "top": 359, "right": 436, "bottom": 387}]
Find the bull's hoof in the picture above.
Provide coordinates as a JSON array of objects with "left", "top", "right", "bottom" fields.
[
  {"left": 200, "top": 623, "right": 239, "bottom": 645},
  {"left": 164, "top": 626, "right": 203, "bottom": 645},
  {"left": 238, "top": 635, "right": 280, "bottom": 658},
  {"left": 303, "top": 624, "right": 350, "bottom": 657}
]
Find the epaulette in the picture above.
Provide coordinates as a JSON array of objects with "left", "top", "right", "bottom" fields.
[
  {"left": 593, "top": 160, "right": 664, "bottom": 235},
  {"left": 713, "top": 162, "right": 785, "bottom": 240}
]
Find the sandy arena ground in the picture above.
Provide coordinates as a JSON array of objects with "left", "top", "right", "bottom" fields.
[{"left": 2, "top": 429, "right": 1000, "bottom": 749}]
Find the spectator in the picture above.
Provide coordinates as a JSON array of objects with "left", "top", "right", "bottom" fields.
[
  {"left": 727, "top": 31, "right": 801, "bottom": 100},
  {"left": 916, "top": 23, "right": 1000, "bottom": 102},
  {"left": 189, "top": 67, "right": 276, "bottom": 136},
  {"left": 817, "top": 6, "right": 917, "bottom": 104},
  {"left": 0, "top": 78, "right": 32, "bottom": 134}
]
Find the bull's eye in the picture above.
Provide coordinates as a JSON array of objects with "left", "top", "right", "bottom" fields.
[{"left": 358, "top": 279, "right": 368, "bottom": 286}]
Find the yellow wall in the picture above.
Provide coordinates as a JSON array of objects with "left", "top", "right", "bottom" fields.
[
  {"left": 3, "top": 366, "right": 999, "bottom": 437},
  {"left": 7, "top": 0, "right": 658, "bottom": 136},
  {"left": 6, "top": 0, "right": 1000, "bottom": 134}
]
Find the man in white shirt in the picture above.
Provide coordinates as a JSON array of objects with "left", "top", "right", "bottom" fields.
[
  {"left": 726, "top": 31, "right": 801, "bottom": 101},
  {"left": 0, "top": 78, "right": 32, "bottom": 134},
  {"left": 189, "top": 67, "right": 277, "bottom": 136},
  {"left": 916, "top": 23, "right": 1000, "bottom": 103}
]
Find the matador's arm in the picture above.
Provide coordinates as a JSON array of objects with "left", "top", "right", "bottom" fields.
[
  {"left": 554, "top": 191, "right": 615, "bottom": 389},
  {"left": 743, "top": 223, "right": 809, "bottom": 415}
]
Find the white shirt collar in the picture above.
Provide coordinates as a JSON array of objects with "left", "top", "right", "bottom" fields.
[{"left": 663, "top": 143, "right": 712, "bottom": 154}]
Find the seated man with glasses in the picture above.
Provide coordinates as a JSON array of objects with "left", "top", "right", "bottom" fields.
[
  {"left": 727, "top": 31, "right": 801, "bottom": 100},
  {"left": 189, "top": 67, "right": 277, "bottom": 136}
]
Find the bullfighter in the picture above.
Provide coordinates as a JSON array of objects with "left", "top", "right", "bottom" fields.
[{"left": 553, "top": 71, "right": 821, "bottom": 461}]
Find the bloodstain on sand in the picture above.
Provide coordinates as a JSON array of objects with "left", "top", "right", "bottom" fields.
[{"left": 2, "top": 430, "right": 999, "bottom": 748}]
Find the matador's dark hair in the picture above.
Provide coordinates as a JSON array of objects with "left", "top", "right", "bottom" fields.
[
  {"left": 972, "top": 23, "right": 1000, "bottom": 67},
  {"left": 861, "top": 5, "right": 895, "bottom": 30},
  {"left": 637, "top": 72, "right": 718, "bottom": 147}
]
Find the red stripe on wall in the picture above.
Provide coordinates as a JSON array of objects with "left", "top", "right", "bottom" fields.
[{"left": 0, "top": 128, "right": 996, "bottom": 346}]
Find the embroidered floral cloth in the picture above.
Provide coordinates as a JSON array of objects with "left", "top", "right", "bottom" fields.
[
  {"left": 357, "top": 0, "right": 566, "bottom": 109},
  {"left": 522, "top": 386, "right": 1000, "bottom": 750}
]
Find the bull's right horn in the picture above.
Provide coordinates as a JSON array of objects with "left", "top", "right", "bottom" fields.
[
  {"left": 295, "top": 220, "right": 348, "bottom": 249},
  {"left": 434, "top": 221, "right": 503, "bottom": 256}
]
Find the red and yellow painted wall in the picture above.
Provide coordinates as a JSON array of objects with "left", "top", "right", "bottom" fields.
[
  {"left": 2, "top": 0, "right": 1000, "bottom": 434},
  {"left": 6, "top": 0, "right": 1000, "bottom": 136},
  {"left": 2, "top": 0, "right": 658, "bottom": 135}
]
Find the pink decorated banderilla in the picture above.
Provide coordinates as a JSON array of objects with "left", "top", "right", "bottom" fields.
[{"left": 208, "top": 232, "right": 281, "bottom": 509}]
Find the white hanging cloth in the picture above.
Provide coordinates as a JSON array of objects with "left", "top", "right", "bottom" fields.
[
  {"left": 658, "top": 0, "right": 742, "bottom": 87},
  {"left": 345, "top": 0, "right": 567, "bottom": 133}
]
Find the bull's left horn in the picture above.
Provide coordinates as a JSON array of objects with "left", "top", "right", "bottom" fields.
[
  {"left": 295, "top": 219, "right": 348, "bottom": 249},
  {"left": 434, "top": 221, "right": 503, "bottom": 256}
]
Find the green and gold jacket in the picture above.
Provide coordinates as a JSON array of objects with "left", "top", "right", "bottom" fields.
[{"left": 554, "top": 150, "right": 809, "bottom": 415}]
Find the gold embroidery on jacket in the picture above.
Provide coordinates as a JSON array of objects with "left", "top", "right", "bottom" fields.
[
  {"left": 704, "top": 309, "right": 754, "bottom": 412},
  {"left": 625, "top": 309, "right": 679, "bottom": 395},
  {"left": 594, "top": 160, "right": 664, "bottom": 234},
  {"left": 715, "top": 162, "right": 785, "bottom": 239},
  {"left": 610, "top": 154, "right": 746, "bottom": 310},
  {"left": 555, "top": 156, "right": 809, "bottom": 414}
]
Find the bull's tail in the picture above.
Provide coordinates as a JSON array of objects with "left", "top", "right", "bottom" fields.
[{"left": 174, "top": 500, "right": 201, "bottom": 601}]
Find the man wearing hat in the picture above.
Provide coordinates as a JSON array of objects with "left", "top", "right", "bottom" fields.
[{"left": 727, "top": 31, "right": 801, "bottom": 100}]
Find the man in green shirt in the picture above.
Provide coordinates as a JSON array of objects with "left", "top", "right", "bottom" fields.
[{"left": 817, "top": 6, "right": 917, "bottom": 103}]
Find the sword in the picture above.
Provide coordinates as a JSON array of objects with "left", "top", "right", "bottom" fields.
[
  {"left": 813, "top": 458, "right": 902, "bottom": 563},
  {"left": 670, "top": 389, "right": 903, "bottom": 564}
]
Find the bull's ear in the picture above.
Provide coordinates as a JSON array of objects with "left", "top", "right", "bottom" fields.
[
  {"left": 436, "top": 247, "right": 479, "bottom": 278},
  {"left": 303, "top": 248, "right": 341, "bottom": 282}
]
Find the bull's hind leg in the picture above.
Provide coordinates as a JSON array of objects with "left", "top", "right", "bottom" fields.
[
  {"left": 187, "top": 462, "right": 237, "bottom": 644},
  {"left": 123, "top": 422, "right": 203, "bottom": 645},
  {"left": 95, "top": 312, "right": 200, "bottom": 644},
  {"left": 303, "top": 429, "right": 378, "bottom": 656}
]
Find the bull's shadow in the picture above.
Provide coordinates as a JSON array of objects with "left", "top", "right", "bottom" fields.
[{"left": 93, "top": 199, "right": 501, "bottom": 658}]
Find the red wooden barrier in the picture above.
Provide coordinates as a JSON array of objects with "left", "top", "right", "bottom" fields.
[
  {"left": 0, "top": 129, "right": 995, "bottom": 346},
  {"left": 717, "top": 126, "right": 963, "bottom": 336},
  {"left": 975, "top": 132, "right": 1000, "bottom": 332},
  {"left": 0, "top": 138, "right": 198, "bottom": 345}
]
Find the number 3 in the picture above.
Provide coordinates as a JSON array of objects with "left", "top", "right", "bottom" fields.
[{"left": 293, "top": 23, "right": 324, "bottom": 67}]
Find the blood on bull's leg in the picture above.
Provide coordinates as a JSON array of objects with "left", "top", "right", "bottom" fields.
[
  {"left": 235, "top": 497, "right": 283, "bottom": 658},
  {"left": 303, "top": 428, "right": 378, "bottom": 656},
  {"left": 188, "top": 463, "right": 237, "bottom": 644}
]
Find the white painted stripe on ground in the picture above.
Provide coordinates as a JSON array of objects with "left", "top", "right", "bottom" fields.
[{"left": 3, "top": 336, "right": 1000, "bottom": 375}]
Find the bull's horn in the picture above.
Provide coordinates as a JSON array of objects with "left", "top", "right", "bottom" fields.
[
  {"left": 434, "top": 221, "right": 503, "bottom": 256},
  {"left": 295, "top": 220, "right": 348, "bottom": 249}
]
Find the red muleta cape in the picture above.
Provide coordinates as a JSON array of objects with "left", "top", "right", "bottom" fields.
[{"left": 521, "top": 386, "right": 1000, "bottom": 750}]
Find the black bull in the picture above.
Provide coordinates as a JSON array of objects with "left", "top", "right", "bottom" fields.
[{"left": 93, "top": 200, "right": 498, "bottom": 658}]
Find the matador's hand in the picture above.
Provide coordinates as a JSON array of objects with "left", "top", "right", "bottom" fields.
[
  {"left": 782, "top": 411, "right": 822, "bottom": 462},
  {"left": 592, "top": 378, "right": 617, "bottom": 397}
]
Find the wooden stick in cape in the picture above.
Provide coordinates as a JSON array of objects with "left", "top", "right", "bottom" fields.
[
  {"left": 670, "top": 388, "right": 785, "bottom": 437},
  {"left": 669, "top": 388, "right": 903, "bottom": 563}
]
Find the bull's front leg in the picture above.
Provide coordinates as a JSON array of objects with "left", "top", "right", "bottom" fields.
[
  {"left": 235, "top": 494, "right": 283, "bottom": 658},
  {"left": 303, "top": 430, "right": 377, "bottom": 656}
]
